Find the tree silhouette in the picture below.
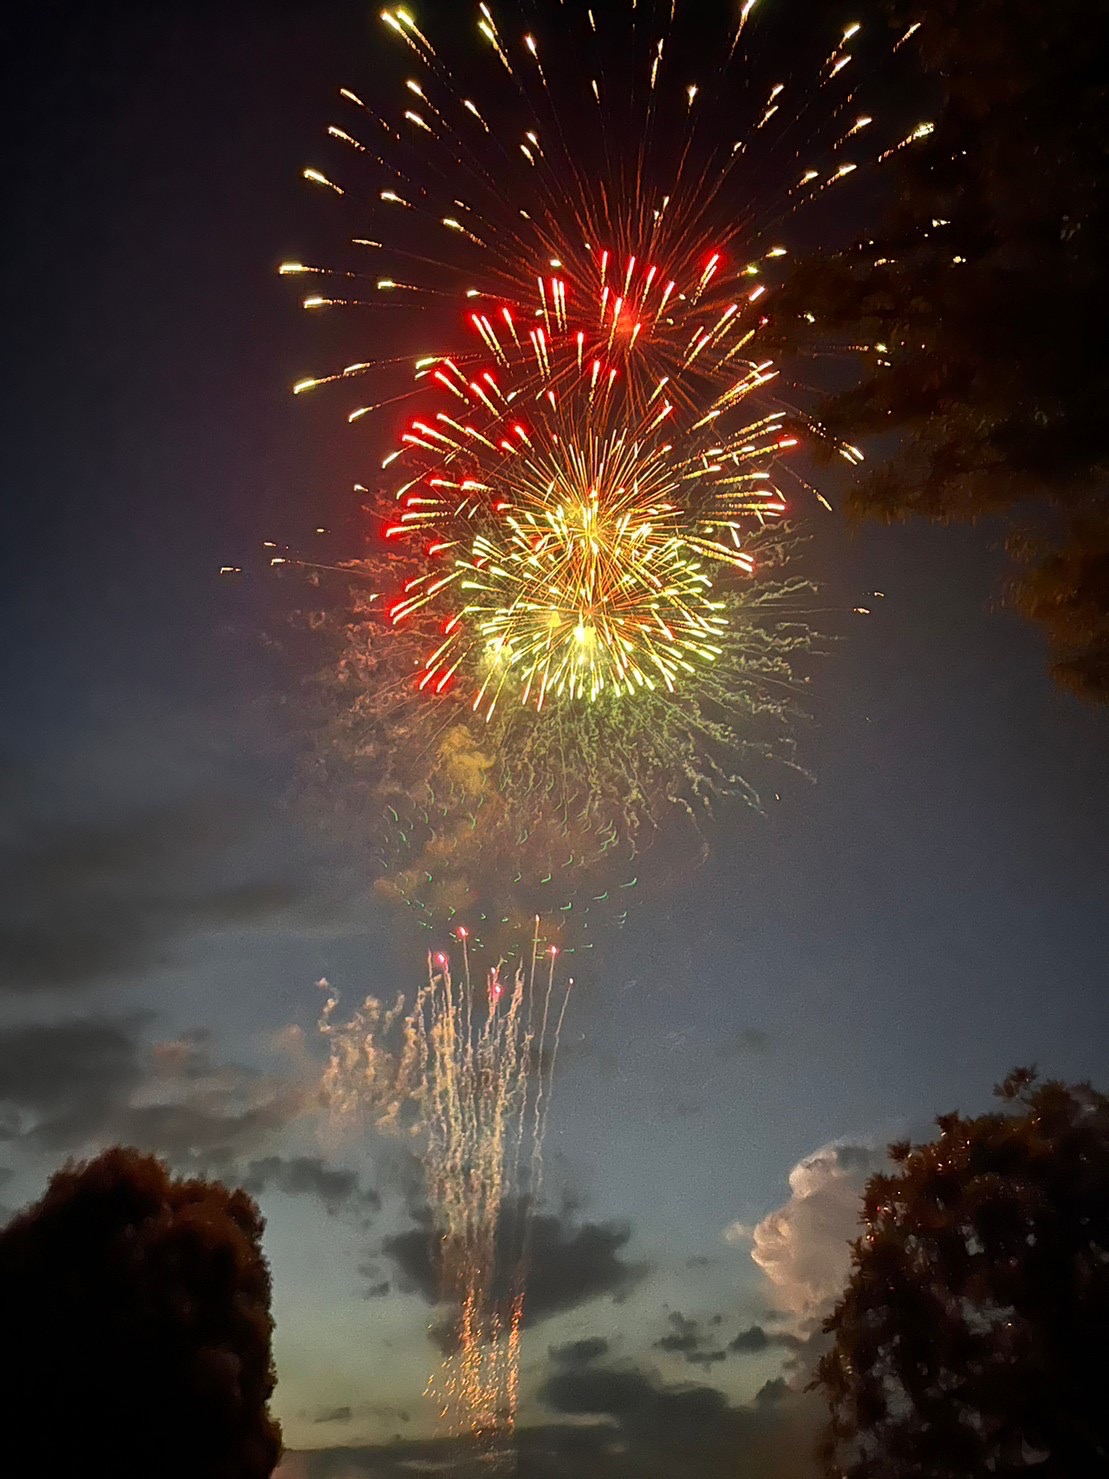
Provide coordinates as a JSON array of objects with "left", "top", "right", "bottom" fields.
[
  {"left": 0, "top": 1146, "right": 282, "bottom": 1479},
  {"left": 772, "top": 0, "right": 1109, "bottom": 699},
  {"left": 815, "top": 1069, "right": 1109, "bottom": 1478}
]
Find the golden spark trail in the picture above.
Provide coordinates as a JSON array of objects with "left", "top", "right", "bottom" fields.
[{"left": 320, "top": 926, "right": 572, "bottom": 1449}]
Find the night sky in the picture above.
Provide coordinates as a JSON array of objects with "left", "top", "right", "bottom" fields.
[{"left": 3, "top": 3, "right": 1108, "bottom": 1476}]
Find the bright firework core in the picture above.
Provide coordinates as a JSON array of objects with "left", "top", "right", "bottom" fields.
[
  {"left": 450, "top": 437, "right": 736, "bottom": 712},
  {"left": 386, "top": 326, "right": 780, "bottom": 719}
]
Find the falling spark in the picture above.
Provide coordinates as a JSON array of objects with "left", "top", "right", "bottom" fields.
[{"left": 320, "top": 927, "right": 572, "bottom": 1444}]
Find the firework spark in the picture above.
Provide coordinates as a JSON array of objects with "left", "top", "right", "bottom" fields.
[
  {"left": 270, "top": 0, "right": 901, "bottom": 937},
  {"left": 286, "top": 1, "right": 927, "bottom": 443},
  {"left": 291, "top": 506, "right": 814, "bottom": 950},
  {"left": 281, "top": 288, "right": 818, "bottom": 942},
  {"left": 320, "top": 927, "right": 572, "bottom": 1446},
  {"left": 381, "top": 315, "right": 793, "bottom": 719}
]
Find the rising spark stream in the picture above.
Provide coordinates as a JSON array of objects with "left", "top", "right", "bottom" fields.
[{"left": 320, "top": 927, "right": 572, "bottom": 1446}]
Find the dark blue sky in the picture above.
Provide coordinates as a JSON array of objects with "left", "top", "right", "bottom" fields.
[{"left": 2, "top": 3, "right": 1107, "bottom": 1474}]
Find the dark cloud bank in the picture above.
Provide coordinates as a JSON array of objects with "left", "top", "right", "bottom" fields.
[
  {"left": 287, "top": 1351, "right": 822, "bottom": 1479},
  {"left": 0, "top": 757, "right": 303, "bottom": 994},
  {"left": 379, "top": 1200, "right": 647, "bottom": 1347},
  {"left": 0, "top": 1013, "right": 375, "bottom": 1220}
]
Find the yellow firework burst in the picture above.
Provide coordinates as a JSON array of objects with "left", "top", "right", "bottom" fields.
[{"left": 382, "top": 321, "right": 790, "bottom": 716}]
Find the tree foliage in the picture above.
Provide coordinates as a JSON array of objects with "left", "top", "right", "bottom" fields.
[
  {"left": 0, "top": 1146, "right": 282, "bottom": 1479},
  {"left": 774, "top": 0, "right": 1109, "bottom": 699},
  {"left": 815, "top": 1069, "right": 1109, "bottom": 1478}
]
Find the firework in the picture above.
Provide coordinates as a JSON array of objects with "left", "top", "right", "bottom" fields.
[
  {"left": 271, "top": 0, "right": 914, "bottom": 936},
  {"left": 381, "top": 312, "right": 795, "bottom": 719},
  {"left": 282, "top": 288, "right": 818, "bottom": 945},
  {"left": 320, "top": 927, "right": 572, "bottom": 1445},
  {"left": 284, "top": 0, "right": 926, "bottom": 451},
  {"left": 294, "top": 511, "right": 814, "bottom": 949},
  {"left": 359, "top": 298, "right": 815, "bottom": 906}
]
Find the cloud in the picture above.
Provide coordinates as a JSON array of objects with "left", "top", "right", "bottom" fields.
[
  {"left": 650, "top": 1311, "right": 795, "bottom": 1369},
  {"left": 728, "top": 1323, "right": 803, "bottom": 1356},
  {"left": 723, "top": 1220, "right": 755, "bottom": 1244},
  {"left": 381, "top": 1202, "right": 647, "bottom": 1336},
  {"left": 0, "top": 1015, "right": 149, "bottom": 1142},
  {"left": 285, "top": 1375, "right": 824, "bottom": 1479},
  {"left": 280, "top": 1331, "right": 826, "bottom": 1478},
  {"left": 239, "top": 1157, "right": 380, "bottom": 1218},
  {"left": 549, "top": 1337, "right": 610, "bottom": 1367},
  {"left": 541, "top": 1362, "right": 730, "bottom": 1424},
  {"left": 300, "top": 1401, "right": 412, "bottom": 1435},
  {"left": 0, "top": 1016, "right": 374, "bottom": 1220},
  {"left": 745, "top": 1142, "right": 886, "bottom": 1317},
  {"left": 756, "top": 1377, "right": 791, "bottom": 1407},
  {"left": 495, "top": 1209, "right": 648, "bottom": 1323},
  {"left": 537, "top": 1357, "right": 823, "bottom": 1478},
  {"left": 653, "top": 1311, "right": 728, "bottom": 1367},
  {"left": 90, "top": 1028, "right": 314, "bottom": 1170},
  {"left": 0, "top": 760, "right": 303, "bottom": 992}
]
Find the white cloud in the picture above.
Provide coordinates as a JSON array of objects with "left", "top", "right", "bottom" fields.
[
  {"left": 745, "top": 1142, "right": 886, "bottom": 1317},
  {"left": 722, "top": 1221, "right": 755, "bottom": 1246}
]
